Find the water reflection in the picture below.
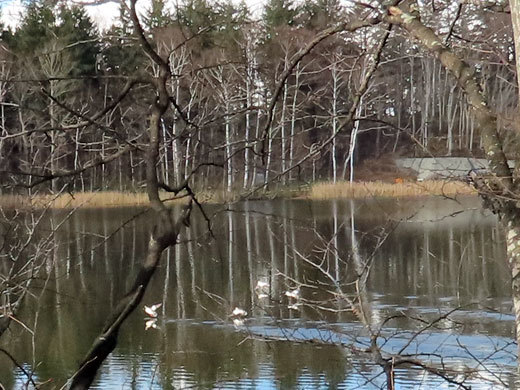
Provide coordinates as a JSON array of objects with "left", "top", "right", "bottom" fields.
[{"left": 1, "top": 197, "right": 516, "bottom": 389}]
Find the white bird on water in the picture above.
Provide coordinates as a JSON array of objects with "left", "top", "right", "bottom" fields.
[
  {"left": 255, "top": 280, "right": 270, "bottom": 299},
  {"left": 255, "top": 280, "right": 269, "bottom": 290},
  {"left": 233, "top": 318, "right": 245, "bottom": 327},
  {"left": 285, "top": 289, "right": 300, "bottom": 299},
  {"left": 145, "top": 318, "right": 158, "bottom": 330},
  {"left": 144, "top": 303, "right": 162, "bottom": 318},
  {"left": 232, "top": 307, "right": 247, "bottom": 317}
]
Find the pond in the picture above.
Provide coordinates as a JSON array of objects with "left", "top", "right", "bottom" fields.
[{"left": 1, "top": 196, "right": 517, "bottom": 389}]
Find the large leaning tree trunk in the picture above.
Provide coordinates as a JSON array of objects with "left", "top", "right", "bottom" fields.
[
  {"left": 67, "top": 0, "right": 192, "bottom": 388},
  {"left": 386, "top": 1, "right": 520, "bottom": 355},
  {"left": 511, "top": 1, "right": 520, "bottom": 88}
]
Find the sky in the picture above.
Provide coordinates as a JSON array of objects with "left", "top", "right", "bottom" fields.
[
  {"left": 0, "top": 0, "right": 267, "bottom": 31},
  {"left": 0, "top": 0, "right": 128, "bottom": 31}
]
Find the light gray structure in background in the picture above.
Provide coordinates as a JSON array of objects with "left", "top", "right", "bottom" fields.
[{"left": 396, "top": 157, "right": 493, "bottom": 181}]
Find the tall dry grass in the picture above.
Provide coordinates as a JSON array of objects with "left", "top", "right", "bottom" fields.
[
  {"left": 0, "top": 191, "right": 189, "bottom": 209},
  {"left": 0, "top": 180, "right": 477, "bottom": 209},
  {"left": 308, "top": 180, "right": 476, "bottom": 200},
  {"left": 0, "top": 189, "right": 240, "bottom": 209}
]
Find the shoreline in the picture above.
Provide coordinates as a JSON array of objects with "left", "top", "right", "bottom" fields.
[
  {"left": 306, "top": 179, "right": 476, "bottom": 200},
  {"left": 0, "top": 180, "right": 477, "bottom": 209}
]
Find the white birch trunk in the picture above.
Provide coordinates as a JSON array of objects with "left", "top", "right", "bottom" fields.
[
  {"left": 243, "top": 37, "right": 254, "bottom": 189},
  {"left": 507, "top": 0, "right": 520, "bottom": 356},
  {"left": 331, "top": 59, "right": 339, "bottom": 183},
  {"left": 225, "top": 97, "right": 233, "bottom": 192},
  {"left": 343, "top": 97, "right": 364, "bottom": 181},
  {"left": 289, "top": 63, "right": 300, "bottom": 183}
]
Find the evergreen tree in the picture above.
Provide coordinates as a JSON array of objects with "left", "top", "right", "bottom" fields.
[
  {"left": 7, "top": 1, "right": 99, "bottom": 77},
  {"left": 103, "top": 2, "right": 146, "bottom": 74},
  {"left": 9, "top": 0, "right": 56, "bottom": 54},
  {"left": 144, "top": 0, "right": 173, "bottom": 30},
  {"left": 55, "top": 5, "right": 100, "bottom": 76},
  {"left": 177, "top": 0, "right": 218, "bottom": 48},
  {"left": 263, "top": 0, "right": 299, "bottom": 31},
  {"left": 213, "top": 0, "right": 249, "bottom": 48},
  {"left": 175, "top": 0, "right": 249, "bottom": 51}
]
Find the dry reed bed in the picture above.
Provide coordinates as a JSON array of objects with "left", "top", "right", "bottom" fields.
[
  {"left": 0, "top": 190, "right": 235, "bottom": 209},
  {"left": 0, "top": 191, "right": 189, "bottom": 209},
  {"left": 0, "top": 180, "right": 477, "bottom": 209},
  {"left": 308, "top": 180, "right": 476, "bottom": 199}
]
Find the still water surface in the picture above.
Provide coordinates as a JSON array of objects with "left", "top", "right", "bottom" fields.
[{"left": 2, "top": 196, "right": 517, "bottom": 389}]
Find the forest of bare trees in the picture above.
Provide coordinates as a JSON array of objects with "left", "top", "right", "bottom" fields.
[{"left": 0, "top": 0, "right": 516, "bottom": 193}]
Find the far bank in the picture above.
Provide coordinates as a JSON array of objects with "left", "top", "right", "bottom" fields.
[{"left": 0, "top": 179, "right": 477, "bottom": 209}]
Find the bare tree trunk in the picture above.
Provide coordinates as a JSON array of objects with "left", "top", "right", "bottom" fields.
[
  {"left": 252, "top": 107, "right": 262, "bottom": 186},
  {"left": 511, "top": 1, "right": 520, "bottom": 91},
  {"left": 446, "top": 85, "right": 456, "bottom": 155},
  {"left": 0, "top": 62, "right": 7, "bottom": 166},
  {"left": 74, "top": 128, "right": 81, "bottom": 191},
  {"left": 67, "top": 3, "right": 192, "bottom": 387},
  {"left": 288, "top": 64, "right": 300, "bottom": 183},
  {"left": 169, "top": 48, "right": 188, "bottom": 186},
  {"left": 243, "top": 73, "right": 252, "bottom": 189},
  {"left": 410, "top": 56, "right": 417, "bottom": 146},
  {"left": 343, "top": 99, "right": 363, "bottom": 181},
  {"left": 243, "top": 37, "right": 254, "bottom": 189},
  {"left": 421, "top": 58, "right": 430, "bottom": 147},
  {"left": 50, "top": 81, "right": 57, "bottom": 193},
  {"left": 508, "top": 0, "right": 520, "bottom": 358},
  {"left": 265, "top": 97, "right": 274, "bottom": 185},
  {"left": 280, "top": 79, "right": 288, "bottom": 185},
  {"left": 225, "top": 97, "right": 233, "bottom": 192},
  {"left": 331, "top": 58, "right": 339, "bottom": 183}
]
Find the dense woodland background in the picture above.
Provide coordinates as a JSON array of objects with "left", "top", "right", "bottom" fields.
[{"left": 0, "top": 0, "right": 515, "bottom": 192}]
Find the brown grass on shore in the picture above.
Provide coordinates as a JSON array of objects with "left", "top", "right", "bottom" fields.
[
  {"left": 0, "top": 180, "right": 477, "bottom": 209},
  {"left": 0, "top": 191, "right": 190, "bottom": 209},
  {"left": 0, "top": 188, "right": 243, "bottom": 209},
  {"left": 308, "top": 180, "right": 476, "bottom": 200}
]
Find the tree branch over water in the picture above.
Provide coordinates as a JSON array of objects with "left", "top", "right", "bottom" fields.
[{"left": 66, "top": 0, "right": 193, "bottom": 387}]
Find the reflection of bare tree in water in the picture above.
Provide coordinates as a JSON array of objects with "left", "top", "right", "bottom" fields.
[
  {"left": 0, "top": 193, "right": 82, "bottom": 387},
  {"left": 3, "top": 196, "right": 515, "bottom": 388},
  {"left": 218, "top": 200, "right": 512, "bottom": 390}
]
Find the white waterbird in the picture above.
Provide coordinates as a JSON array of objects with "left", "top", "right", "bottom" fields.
[
  {"left": 255, "top": 280, "right": 269, "bottom": 290},
  {"left": 144, "top": 303, "right": 162, "bottom": 318},
  {"left": 232, "top": 307, "right": 247, "bottom": 317},
  {"left": 145, "top": 318, "right": 158, "bottom": 330},
  {"left": 233, "top": 318, "right": 245, "bottom": 327},
  {"left": 285, "top": 289, "right": 300, "bottom": 299}
]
